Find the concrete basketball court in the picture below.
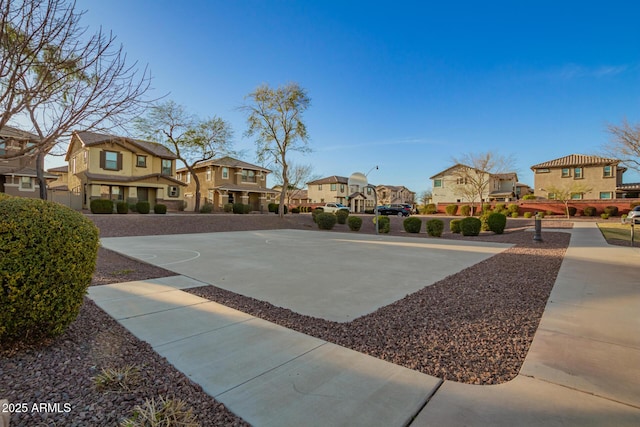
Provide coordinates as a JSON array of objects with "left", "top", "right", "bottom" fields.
[{"left": 101, "top": 229, "right": 512, "bottom": 322}]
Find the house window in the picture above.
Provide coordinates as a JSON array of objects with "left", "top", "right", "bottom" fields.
[
  {"left": 599, "top": 192, "right": 613, "bottom": 199},
  {"left": 340, "top": 184, "right": 345, "bottom": 193},
  {"left": 574, "top": 167, "right": 583, "bottom": 179},
  {"left": 168, "top": 185, "right": 179, "bottom": 198},
  {"left": 242, "top": 170, "right": 256, "bottom": 182},
  {"left": 206, "top": 168, "right": 212, "bottom": 181},
  {"left": 222, "top": 167, "right": 229, "bottom": 179},
  {"left": 571, "top": 193, "right": 583, "bottom": 200},
  {"left": 561, "top": 168, "right": 570, "bottom": 178},
  {"left": 367, "top": 187, "right": 372, "bottom": 195},
  {"left": 161, "top": 159, "right": 172, "bottom": 175},
  {"left": 20, "top": 176, "right": 33, "bottom": 190},
  {"left": 456, "top": 178, "right": 467, "bottom": 185},
  {"left": 548, "top": 193, "right": 556, "bottom": 200},
  {"left": 72, "top": 157, "right": 76, "bottom": 174},
  {"left": 434, "top": 179, "right": 442, "bottom": 188},
  {"left": 603, "top": 165, "right": 612, "bottom": 177},
  {"left": 137, "top": 155, "right": 147, "bottom": 167},
  {"left": 104, "top": 151, "right": 118, "bottom": 170},
  {"left": 0, "top": 139, "right": 5, "bottom": 156},
  {"left": 331, "top": 183, "right": 336, "bottom": 191},
  {"left": 318, "top": 184, "right": 322, "bottom": 190}
]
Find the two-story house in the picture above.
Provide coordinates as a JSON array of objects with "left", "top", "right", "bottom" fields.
[
  {"left": 430, "top": 164, "right": 519, "bottom": 205},
  {"left": 376, "top": 185, "right": 415, "bottom": 206},
  {"left": 65, "top": 130, "right": 186, "bottom": 210},
  {"left": 176, "top": 156, "right": 276, "bottom": 212},
  {"left": 0, "top": 126, "right": 56, "bottom": 198},
  {"left": 307, "top": 175, "right": 378, "bottom": 212},
  {"left": 531, "top": 154, "right": 625, "bottom": 200}
]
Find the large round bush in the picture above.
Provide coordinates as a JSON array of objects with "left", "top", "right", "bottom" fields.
[
  {"left": 376, "top": 215, "right": 390, "bottom": 233},
  {"left": 487, "top": 212, "right": 507, "bottom": 234},
  {"left": 449, "top": 219, "right": 462, "bottom": 234},
  {"left": 348, "top": 216, "right": 363, "bottom": 231},
  {"left": 0, "top": 196, "right": 99, "bottom": 342},
  {"left": 460, "top": 217, "right": 482, "bottom": 236},
  {"left": 426, "top": 219, "right": 444, "bottom": 237},
  {"left": 335, "top": 209, "right": 349, "bottom": 224},
  {"left": 403, "top": 217, "right": 422, "bottom": 233},
  {"left": 90, "top": 198, "right": 113, "bottom": 214},
  {"left": 316, "top": 212, "right": 337, "bottom": 229},
  {"left": 136, "top": 200, "right": 150, "bottom": 214},
  {"left": 445, "top": 204, "right": 458, "bottom": 215}
]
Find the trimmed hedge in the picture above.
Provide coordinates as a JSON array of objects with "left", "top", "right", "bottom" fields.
[
  {"left": 90, "top": 199, "right": 113, "bottom": 214},
  {"left": 154, "top": 204, "right": 167, "bottom": 214},
  {"left": 233, "top": 203, "right": 251, "bottom": 214},
  {"left": 460, "top": 217, "right": 482, "bottom": 236},
  {"left": 200, "top": 203, "right": 213, "bottom": 213},
  {"left": 567, "top": 206, "right": 577, "bottom": 216},
  {"left": 348, "top": 216, "right": 363, "bottom": 231},
  {"left": 312, "top": 208, "right": 323, "bottom": 223},
  {"left": 445, "top": 204, "right": 458, "bottom": 216},
  {"left": 336, "top": 209, "right": 349, "bottom": 224},
  {"left": 487, "top": 212, "right": 507, "bottom": 234},
  {"left": 582, "top": 206, "right": 597, "bottom": 217},
  {"left": 423, "top": 203, "right": 437, "bottom": 214},
  {"left": 459, "top": 205, "right": 471, "bottom": 216},
  {"left": 376, "top": 216, "right": 390, "bottom": 233},
  {"left": 426, "top": 219, "right": 444, "bottom": 237},
  {"left": 604, "top": 206, "right": 618, "bottom": 216},
  {"left": 523, "top": 211, "right": 533, "bottom": 218},
  {"left": 450, "top": 219, "right": 462, "bottom": 233},
  {"left": 136, "top": 201, "right": 150, "bottom": 214},
  {"left": 403, "top": 217, "right": 422, "bottom": 233},
  {"left": 316, "top": 212, "right": 337, "bottom": 230},
  {"left": 116, "top": 201, "right": 128, "bottom": 214},
  {"left": 0, "top": 196, "right": 99, "bottom": 342}
]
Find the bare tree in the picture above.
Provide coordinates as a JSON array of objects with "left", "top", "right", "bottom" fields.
[
  {"left": 1, "top": 0, "right": 152, "bottom": 198},
  {"left": 450, "top": 151, "right": 516, "bottom": 214},
  {"left": 271, "top": 162, "right": 318, "bottom": 206},
  {"left": 242, "top": 82, "right": 311, "bottom": 217},
  {"left": 419, "top": 189, "right": 432, "bottom": 206},
  {"left": 604, "top": 118, "right": 640, "bottom": 173},
  {"left": 134, "top": 100, "right": 234, "bottom": 213},
  {"left": 544, "top": 183, "right": 593, "bottom": 218}
]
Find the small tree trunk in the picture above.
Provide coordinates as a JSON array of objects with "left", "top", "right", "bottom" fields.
[
  {"left": 190, "top": 165, "right": 201, "bottom": 212},
  {"left": 37, "top": 152, "right": 47, "bottom": 200}
]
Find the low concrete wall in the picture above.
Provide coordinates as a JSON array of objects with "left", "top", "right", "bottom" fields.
[{"left": 435, "top": 199, "right": 640, "bottom": 216}]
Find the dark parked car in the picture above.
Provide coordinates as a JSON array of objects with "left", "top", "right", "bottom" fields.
[{"left": 376, "top": 205, "right": 410, "bottom": 217}]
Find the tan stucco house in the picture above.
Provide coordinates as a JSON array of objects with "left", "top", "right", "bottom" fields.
[
  {"left": 176, "top": 156, "right": 276, "bottom": 212},
  {"left": 307, "top": 175, "right": 377, "bottom": 212},
  {"left": 531, "top": 154, "right": 626, "bottom": 200},
  {"left": 376, "top": 185, "right": 415, "bottom": 206},
  {"left": 430, "top": 164, "right": 519, "bottom": 205},
  {"left": 65, "top": 130, "right": 186, "bottom": 210}
]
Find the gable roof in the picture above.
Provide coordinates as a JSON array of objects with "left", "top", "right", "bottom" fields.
[
  {"left": 0, "top": 125, "right": 41, "bottom": 142},
  {"left": 530, "top": 154, "right": 620, "bottom": 170},
  {"left": 307, "top": 175, "right": 349, "bottom": 185},
  {"left": 430, "top": 164, "right": 517, "bottom": 181},
  {"left": 71, "top": 130, "right": 178, "bottom": 160},
  {"left": 183, "top": 156, "right": 270, "bottom": 173}
]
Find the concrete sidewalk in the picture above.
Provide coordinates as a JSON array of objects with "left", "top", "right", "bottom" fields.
[{"left": 89, "top": 224, "right": 640, "bottom": 426}]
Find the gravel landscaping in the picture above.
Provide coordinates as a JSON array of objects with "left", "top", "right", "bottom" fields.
[{"left": 2, "top": 212, "right": 572, "bottom": 426}]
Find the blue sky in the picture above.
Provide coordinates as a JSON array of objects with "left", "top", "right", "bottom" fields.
[{"left": 53, "top": 0, "right": 640, "bottom": 195}]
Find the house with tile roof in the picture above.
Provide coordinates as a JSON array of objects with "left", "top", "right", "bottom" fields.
[
  {"left": 307, "top": 175, "right": 377, "bottom": 212},
  {"left": 65, "top": 130, "right": 186, "bottom": 210},
  {"left": 0, "top": 125, "right": 57, "bottom": 198},
  {"left": 531, "top": 154, "right": 627, "bottom": 200},
  {"left": 176, "top": 156, "right": 276, "bottom": 212},
  {"left": 376, "top": 185, "right": 415, "bottom": 206}
]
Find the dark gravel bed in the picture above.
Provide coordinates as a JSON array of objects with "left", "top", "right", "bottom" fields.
[{"left": 2, "top": 212, "right": 573, "bottom": 425}]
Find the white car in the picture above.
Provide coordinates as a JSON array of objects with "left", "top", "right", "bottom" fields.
[
  {"left": 319, "top": 203, "right": 350, "bottom": 213},
  {"left": 627, "top": 206, "right": 640, "bottom": 223}
]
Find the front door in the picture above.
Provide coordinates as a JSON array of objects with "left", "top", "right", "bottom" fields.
[{"left": 137, "top": 187, "right": 148, "bottom": 202}]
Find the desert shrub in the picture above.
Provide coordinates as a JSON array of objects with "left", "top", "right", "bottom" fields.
[
  {"left": 507, "top": 204, "right": 519, "bottom": 214},
  {"left": 423, "top": 203, "right": 437, "bottom": 214},
  {"left": 482, "top": 203, "right": 492, "bottom": 213},
  {"left": 494, "top": 203, "right": 506, "bottom": 212},
  {"left": 450, "top": 219, "right": 462, "bottom": 233},
  {"left": 121, "top": 396, "right": 198, "bottom": 427},
  {"left": 604, "top": 206, "right": 618, "bottom": 216},
  {"left": 316, "top": 212, "right": 337, "bottom": 230},
  {"left": 403, "top": 217, "right": 422, "bottom": 233},
  {"left": 601, "top": 213, "right": 610, "bottom": 219},
  {"left": 136, "top": 201, "right": 150, "bottom": 214},
  {"left": 445, "top": 204, "right": 458, "bottom": 216},
  {"left": 458, "top": 205, "right": 471, "bottom": 216},
  {"left": 480, "top": 211, "right": 491, "bottom": 231},
  {"left": 522, "top": 194, "right": 536, "bottom": 200},
  {"left": 116, "top": 201, "right": 128, "bottom": 214},
  {"left": 233, "top": 203, "right": 250, "bottom": 214},
  {"left": 200, "top": 203, "right": 213, "bottom": 213},
  {"left": 223, "top": 203, "right": 233, "bottom": 212},
  {"left": 426, "top": 219, "right": 444, "bottom": 237},
  {"left": 291, "top": 207, "right": 300, "bottom": 214},
  {"left": 523, "top": 211, "right": 533, "bottom": 218},
  {"left": 460, "top": 217, "right": 482, "bottom": 236},
  {"left": 583, "top": 206, "right": 597, "bottom": 217},
  {"left": 335, "top": 209, "right": 349, "bottom": 224},
  {"left": 511, "top": 212, "right": 519, "bottom": 218},
  {"left": 90, "top": 198, "right": 113, "bottom": 214},
  {"left": 376, "top": 215, "right": 390, "bottom": 233},
  {"left": 348, "top": 216, "right": 363, "bottom": 231},
  {"left": 268, "top": 203, "right": 278, "bottom": 213},
  {"left": 567, "top": 206, "right": 578, "bottom": 216},
  {"left": 312, "top": 208, "right": 323, "bottom": 223},
  {"left": 0, "top": 197, "right": 99, "bottom": 342},
  {"left": 154, "top": 204, "right": 167, "bottom": 214},
  {"left": 487, "top": 212, "right": 507, "bottom": 234}
]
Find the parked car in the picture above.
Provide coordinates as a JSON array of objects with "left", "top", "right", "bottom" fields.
[
  {"left": 389, "top": 203, "right": 413, "bottom": 215},
  {"left": 627, "top": 206, "right": 640, "bottom": 223},
  {"left": 376, "top": 205, "right": 410, "bottom": 217},
  {"left": 317, "top": 203, "right": 350, "bottom": 213}
]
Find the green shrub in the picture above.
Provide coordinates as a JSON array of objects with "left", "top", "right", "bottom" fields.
[
  {"left": 348, "top": 216, "right": 363, "bottom": 231},
  {"left": 200, "top": 203, "right": 213, "bottom": 213},
  {"left": 312, "top": 208, "right": 324, "bottom": 223},
  {"left": 567, "top": 206, "right": 577, "bottom": 216},
  {"left": 116, "top": 201, "right": 128, "bottom": 214},
  {"left": 494, "top": 203, "right": 506, "bottom": 212},
  {"left": 583, "top": 206, "right": 597, "bottom": 217},
  {"left": 460, "top": 217, "right": 482, "bottom": 236},
  {"left": 522, "top": 194, "right": 536, "bottom": 200},
  {"left": 223, "top": 203, "right": 233, "bottom": 212},
  {"left": 291, "top": 207, "right": 300, "bottom": 214},
  {"left": 423, "top": 203, "right": 437, "bottom": 214},
  {"left": 129, "top": 203, "right": 138, "bottom": 213},
  {"left": 487, "top": 212, "right": 507, "bottom": 234},
  {"left": 459, "top": 205, "right": 471, "bottom": 216},
  {"left": 480, "top": 211, "right": 491, "bottom": 231},
  {"left": 154, "top": 204, "right": 167, "bottom": 214},
  {"left": 0, "top": 197, "right": 99, "bottom": 342},
  {"left": 604, "top": 206, "right": 618, "bottom": 216},
  {"left": 268, "top": 203, "right": 278, "bottom": 213},
  {"left": 335, "top": 209, "right": 349, "bottom": 224},
  {"left": 523, "top": 211, "right": 533, "bottom": 218},
  {"left": 482, "top": 203, "right": 492, "bottom": 213},
  {"left": 316, "top": 212, "right": 337, "bottom": 230},
  {"left": 90, "top": 199, "right": 113, "bottom": 214},
  {"left": 445, "top": 204, "right": 458, "bottom": 215},
  {"left": 403, "top": 217, "right": 422, "bottom": 233},
  {"left": 507, "top": 204, "right": 519, "bottom": 214},
  {"left": 426, "top": 219, "right": 444, "bottom": 237},
  {"left": 233, "top": 203, "right": 251, "bottom": 214},
  {"left": 511, "top": 212, "right": 519, "bottom": 218},
  {"left": 600, "top": 213, "right": 609, "bottom": 219},
  {"left": 136, "top": 201, "right": 150, "bottom": 214},
  {"left": 450, "top": 219, "right": 462, "bottom": 233},
  {"left": 376, "top": 216, "right": 390, "bottom": 233}
]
